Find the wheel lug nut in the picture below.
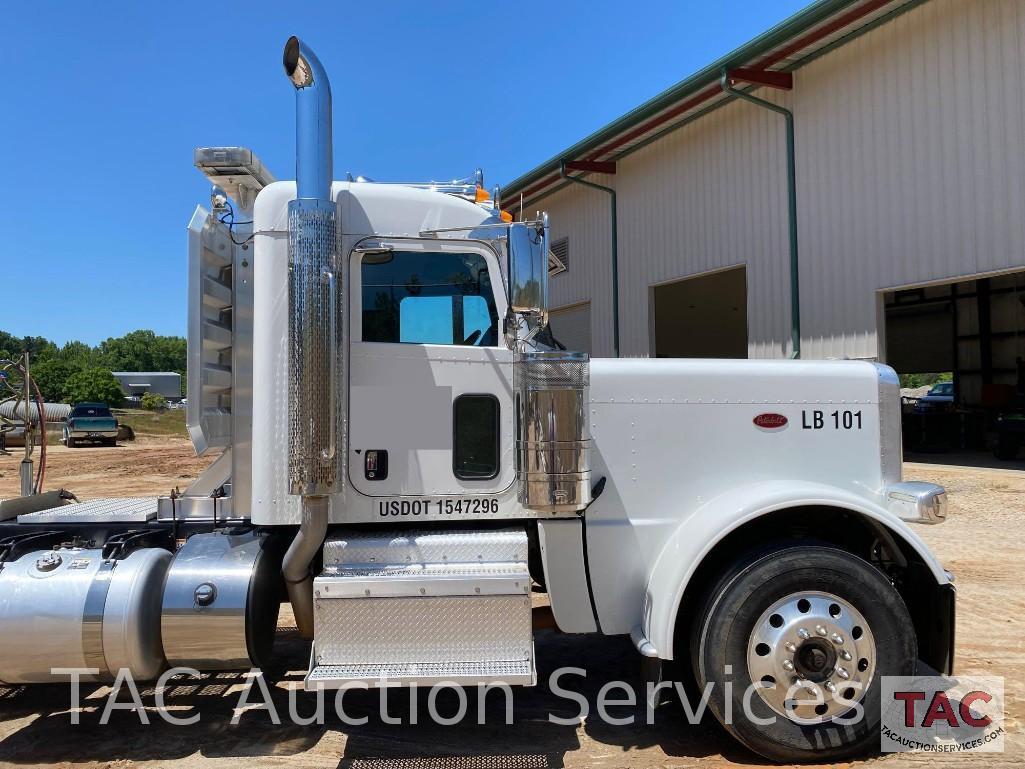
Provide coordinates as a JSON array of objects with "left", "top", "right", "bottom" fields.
[
  {"left": 799, "top": 679, "right": 819, "bottom": 697},
  {"left": 836, "top": 667, "right": 850, "bottom": 680},
  {"left": 816, "top": 625, "right": 828, "bottom": 636},
  {"left": 797, "top": 628, "right": 810, "bottom": 640},
  {"left": 785, "top": 641, "right": 797, "bottom": 653},
  {"left": 782, "top": 659, "right": 794, "bottom": 671},
  {"left": 840, "top": 650, "right": 852, "bottom": 661},
  {"left": 831, "top": 633, "right": 844, "bottom": 645},
  {"left": 825, "top": 681, "right": 836, "bottom": 693}
]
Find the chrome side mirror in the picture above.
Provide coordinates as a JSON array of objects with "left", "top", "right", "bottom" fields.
[{"left": 507, "top": 213, "right": 549, "bottom": 332}]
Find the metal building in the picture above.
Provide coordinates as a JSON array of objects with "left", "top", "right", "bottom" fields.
[
  {"left": 112, "top": 371, "right": 183, "bottom": 401},
  {"left": 501, "top": 0, "right": 1025, "bottom": 410}
]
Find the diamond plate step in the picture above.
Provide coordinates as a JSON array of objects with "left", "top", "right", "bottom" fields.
[
  {"left": 311, "top": 528, "right": 535, "bottom": 689},
  {"left": 305, "top": 659, "right": 535, "bottom": 689}
]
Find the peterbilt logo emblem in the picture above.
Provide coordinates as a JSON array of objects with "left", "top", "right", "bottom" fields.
[{"left": 754, "top": 413, "right": 788, "bottom": 430}]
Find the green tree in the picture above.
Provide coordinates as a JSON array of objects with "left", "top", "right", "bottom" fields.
[
  {"left": 63, "top": 368, "right": 124, "bottom": 407},
  {"left": 899, "top": 372, "right": 954, "bottom": 389},
  {"left": 57, "top": 340, "right": 102, "bottom": 369},
  {"left": 140, "top": 392, "right": 167, "bottom": 411},
  {"left": 30, "top": 359, "right": 81, "bottom": 402},
  {"left": 99, "top": 330, "right": 187, "bottom": 382},
  {"left": 0, "top": 332, "right": 57, "bottom": 362},
  {"left": 1, "top": 329, "right": 188, "bottom": 398}
]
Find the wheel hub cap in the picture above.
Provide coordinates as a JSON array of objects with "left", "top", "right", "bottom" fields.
[
  {"left": 746, "top": 590, "right": 876, "bottom": 723},
  {"left": 793, "top": 637, "right": 836, "bottom": 682}
]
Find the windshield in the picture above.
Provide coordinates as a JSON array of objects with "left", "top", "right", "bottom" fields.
[
  {"left": 71, "top": 405, "right": 112, "bottom": 418},
  {"left": 929, "top": 383, "right": 953, "bottom": 396}
]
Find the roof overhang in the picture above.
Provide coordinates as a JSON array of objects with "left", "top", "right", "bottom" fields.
[{"left": 502, "top": 0, "right": 924, "bottom": 209}]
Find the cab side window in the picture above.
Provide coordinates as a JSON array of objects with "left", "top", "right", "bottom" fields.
[{"left": 362, "top": 251, "right": 499, "bottom": 346}]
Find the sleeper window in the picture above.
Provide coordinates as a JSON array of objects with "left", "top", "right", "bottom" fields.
[
  {"left": 453, "top": 394, "right": 500, "bottom": 479},
  {"left": 362, "top": 251, "right": 499, "bottom": 345}
]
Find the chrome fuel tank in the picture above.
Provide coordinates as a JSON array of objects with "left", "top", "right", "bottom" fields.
[
  {"left": 161, "top": 530, "right": 282, "bottom": 669},
  {"left": 0, "top": 547, "right": 170, "bottom": 684}
]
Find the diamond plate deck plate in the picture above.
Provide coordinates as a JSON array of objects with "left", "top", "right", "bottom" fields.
[
  {"left": 314, "top": 594, "right": 532, "bottom": 666},
  {"left": 317, "top": 561, "right": 531, "bottom": 598},
  {"left": 305, "top": 659, "right": 535, "bottom": 689},
  {"left": 321, "top": 563, "right": 528, "bottom": 579},
  {"left": 323, "top": 529, "right": 527, "bottom": 567},
  {"left": 17, "top": 498, "right": 159, "bottom": 524}
]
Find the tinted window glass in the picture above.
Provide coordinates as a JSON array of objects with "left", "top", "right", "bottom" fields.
[
  {"left": 71, "top": 406, "right": 112, "bottom": 418},
  {"left": 362, "top": 251, "right": 498, "bottom": 345},
  {"left": 453, "top": 395, "right": 499, "bottom": 480}
]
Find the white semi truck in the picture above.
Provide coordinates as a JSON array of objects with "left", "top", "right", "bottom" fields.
[{"left": 0, "top": 37, "right": 954, "bottom": 762}]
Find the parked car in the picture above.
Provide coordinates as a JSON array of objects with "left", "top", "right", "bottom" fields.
[
  {"left": 914, "top": 381, "right": 955, "bottom": 413},
  {"left": 64, "top": 402, "right": 118, "bottom": 447}
]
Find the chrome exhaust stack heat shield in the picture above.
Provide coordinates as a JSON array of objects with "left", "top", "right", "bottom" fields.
[
  {"left": 515, "top": 351, "right": 591, "bottom": 513},
  {"left": 286, "top": 201, "right": 339, "bottom": 496}
]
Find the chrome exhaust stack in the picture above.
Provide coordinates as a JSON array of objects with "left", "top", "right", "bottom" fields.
[{"left": 281, "top": 36, "right": 339, "bottom": 639}]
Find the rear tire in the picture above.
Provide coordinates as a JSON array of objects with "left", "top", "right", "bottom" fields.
[
  {"left": 691, "top": 544, "right": 916, "bottom": 763},
  {"left": 65, "top": 432, "right": 76, "bottom": 448}
]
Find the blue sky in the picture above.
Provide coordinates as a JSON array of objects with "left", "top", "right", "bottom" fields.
[{"left": 0, "top": 0, "right": 807, "bottom": 345}]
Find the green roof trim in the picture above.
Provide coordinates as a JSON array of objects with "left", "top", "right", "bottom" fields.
[{"left": 500, "top": 0, "right": 905, "bottom": 201}]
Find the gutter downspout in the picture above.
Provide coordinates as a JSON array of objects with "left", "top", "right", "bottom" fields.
[
  {"left": 720, "top": 68, "right": 801, "bottom": 359},
  {"left": 560, "top": 162, "right": 620, "bottom": 358}
]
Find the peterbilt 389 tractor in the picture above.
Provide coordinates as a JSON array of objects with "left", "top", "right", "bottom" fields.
[{"left": 0, "top": 37, "right": 954, "bottom": 762}]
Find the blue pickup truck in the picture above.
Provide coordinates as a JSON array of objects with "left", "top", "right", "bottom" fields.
[{"left": 63, "top": 402, "right": 119, "bottom": 447}]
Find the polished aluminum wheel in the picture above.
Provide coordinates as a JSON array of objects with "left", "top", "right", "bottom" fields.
[{"left": 746, "top": 590, "right": 876, "bottom": 723}]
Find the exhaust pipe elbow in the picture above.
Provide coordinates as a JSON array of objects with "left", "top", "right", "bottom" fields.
[
  {"left": 282, "top": 36, "right": 332, "bottom": 202},
  {"left": 282, "top": 496, "right": 329, "bottom": 640}
]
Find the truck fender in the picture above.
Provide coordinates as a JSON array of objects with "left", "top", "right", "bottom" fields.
[{"left": 639, "top": 479, "right": 950, "bottom": 661}]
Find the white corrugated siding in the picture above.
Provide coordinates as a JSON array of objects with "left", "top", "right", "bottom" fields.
[
  {"left": 540, "top": 173, "right": 617, "bottom": 357},
  {"left": 549, "top": 302, "right": 592, "bottom": 354},
  {"left": 529, "top": 0, "right": 1025, "bottom": 361}
]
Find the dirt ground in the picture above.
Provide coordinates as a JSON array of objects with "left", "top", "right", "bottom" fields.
[
  {"left": 0, "top": 440, "right": 1022, "bottom": 767},
  {"left": 0, "top": 437, "right": 215, "bottom": 500}
]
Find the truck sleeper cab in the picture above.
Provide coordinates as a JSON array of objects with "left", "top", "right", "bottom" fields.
[{"left": 0, "top": 36, "right": 954, "bottom": 766}]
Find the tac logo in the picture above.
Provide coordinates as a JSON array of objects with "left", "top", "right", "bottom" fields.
[
  {"left": 753, "top": 413, "right": 788, "bottom": 431},
  {"left": 880, "top": 675, "right": 1004, "bottom": 753}
]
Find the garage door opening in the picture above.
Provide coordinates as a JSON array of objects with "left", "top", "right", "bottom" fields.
[
  {"left": 651, "top": 267, "right": 748, "bottom": 358},
  {"left": 883, "top": 271, "right": 1025, "bottom": 463}
]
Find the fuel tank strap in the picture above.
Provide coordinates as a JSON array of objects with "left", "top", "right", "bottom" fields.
[{"left": 81, "top": 560, "right": 114, "bottom": 677}]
